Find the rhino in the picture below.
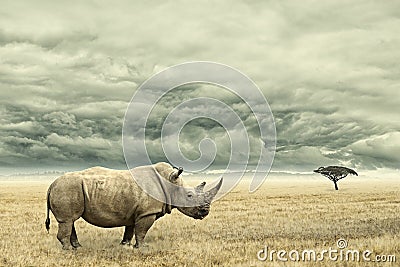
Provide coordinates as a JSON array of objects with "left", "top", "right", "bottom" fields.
[{"left": 45, "top": 162, "right": 222, "bottom": 250}]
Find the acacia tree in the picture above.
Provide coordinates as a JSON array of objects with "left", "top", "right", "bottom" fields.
[{"left": 314, "top": 166, "right": 358, "bottom": 190}]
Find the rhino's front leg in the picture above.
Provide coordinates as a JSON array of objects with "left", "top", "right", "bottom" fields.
[
  {"left": 120, "top": 225, "right": 134, "bottom": 246},
  {"left": 134, "top": 215, "right": 156, "bottom": 248}
]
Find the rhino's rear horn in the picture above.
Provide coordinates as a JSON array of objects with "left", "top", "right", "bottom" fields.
[
  {"left": 195, "top": 181, "right": 206, "bottom": 193},
  {"left": 177, "top": 167, "right": 183, "bottom": 176}
]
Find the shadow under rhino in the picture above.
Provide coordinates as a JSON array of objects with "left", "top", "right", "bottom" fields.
[{"left": 45, "top": 162, "right": 222, "bottom": 250}]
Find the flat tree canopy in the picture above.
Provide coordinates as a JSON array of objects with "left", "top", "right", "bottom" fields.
[{"left": 314, "top": 166, "right": 358, "bottom": 190}]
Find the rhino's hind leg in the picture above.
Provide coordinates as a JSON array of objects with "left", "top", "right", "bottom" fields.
[
  {"left": 134, "top": 215, "right": 156, "bottom": 248},
  {"left": 57, "top": 221, "right": 75, "bottom": 250},
  {"left": 70, "top": 224, "right": 82, "bottom": 248},
  {"left": 120, "top": 225, "right": 134, "bottom": 246}
]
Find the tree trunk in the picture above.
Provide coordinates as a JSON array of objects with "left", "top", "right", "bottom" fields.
[{"left": 333, "top": 180, "right": 338, "bottom": 190}]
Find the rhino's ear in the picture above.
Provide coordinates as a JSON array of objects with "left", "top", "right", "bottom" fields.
[
  {"left": 195, "top": 181, "right": 206, "bottom": 193},
  {"left": 205, "top": 178, "right": 223, "bottom": 203},
  {"left": 171, "top": 167, "right": 183, "bottom": 181}
]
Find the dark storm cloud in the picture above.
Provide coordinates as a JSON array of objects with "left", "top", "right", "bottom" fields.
[
  {"left": 0, "top": 107, "right": 124, "bottom": 168},
  {"left": 0, "top": 28, "right": 98, "bottom": 50},
  {"left": 0, "top": 0, "right": 399, "bottom": 173},
  {"left": 346, "top": 132, "right": 400, "bottom": 169},
  {"left": 143, "top": 85, "right": 261, "bottom": 165}
]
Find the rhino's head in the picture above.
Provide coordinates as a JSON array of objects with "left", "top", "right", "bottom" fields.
[
  {"left": 175, "top": 178, "right": 223, "bottom": 220},
  {"left": 154, "top": 162, "right": 223, "bottom": 220}
]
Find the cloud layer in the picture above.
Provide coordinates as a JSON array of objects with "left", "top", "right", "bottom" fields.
[{"left": 0, "top": 1, "right": 399, "bottom": 173}]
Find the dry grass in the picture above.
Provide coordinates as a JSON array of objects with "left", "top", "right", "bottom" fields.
[{"left": 0, "top": 174, "right": 399, "bottom": 266}]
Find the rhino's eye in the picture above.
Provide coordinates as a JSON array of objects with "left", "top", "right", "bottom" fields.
[{"left": 187, "top": 192, "right": 194, "bottom": 198}]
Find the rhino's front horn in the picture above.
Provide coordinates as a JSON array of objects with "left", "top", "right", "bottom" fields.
[{"left": 205, "top": 178, "right": 223, "bottom": 203}]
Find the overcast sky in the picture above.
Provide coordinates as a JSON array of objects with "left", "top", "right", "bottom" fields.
[{"left": 0, "top": 1, "right": 399, "bottom": 174}]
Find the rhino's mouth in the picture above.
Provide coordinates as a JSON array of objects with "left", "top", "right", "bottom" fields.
[
  {"left": 194, "top": 215, "right": 205, "bottom": 220},
  {"left": 194, "top": 211, "right": 208, "bottom": 220}
]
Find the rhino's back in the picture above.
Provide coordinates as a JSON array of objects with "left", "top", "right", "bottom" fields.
[
  {"left": 79, "top": 167, "right": 134, "bottom": 226},
  {"left": 81, "top": 167, "right": 163, "bottom": 227},
  {"left": 49, "top": 167, "right": 165, "bottom": 227}
]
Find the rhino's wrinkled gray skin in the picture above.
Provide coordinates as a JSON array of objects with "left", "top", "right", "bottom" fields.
[{"left": 45, "top": 162, "right": 222, "bottom": 250}]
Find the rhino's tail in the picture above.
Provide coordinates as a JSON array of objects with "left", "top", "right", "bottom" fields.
[{"left": 45, "top": 185, "right": 51, "bottom": 233}]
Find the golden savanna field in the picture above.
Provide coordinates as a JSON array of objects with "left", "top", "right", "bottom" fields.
[{"left": 0, "top": 173, "right": 398, "bottom": 266}]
